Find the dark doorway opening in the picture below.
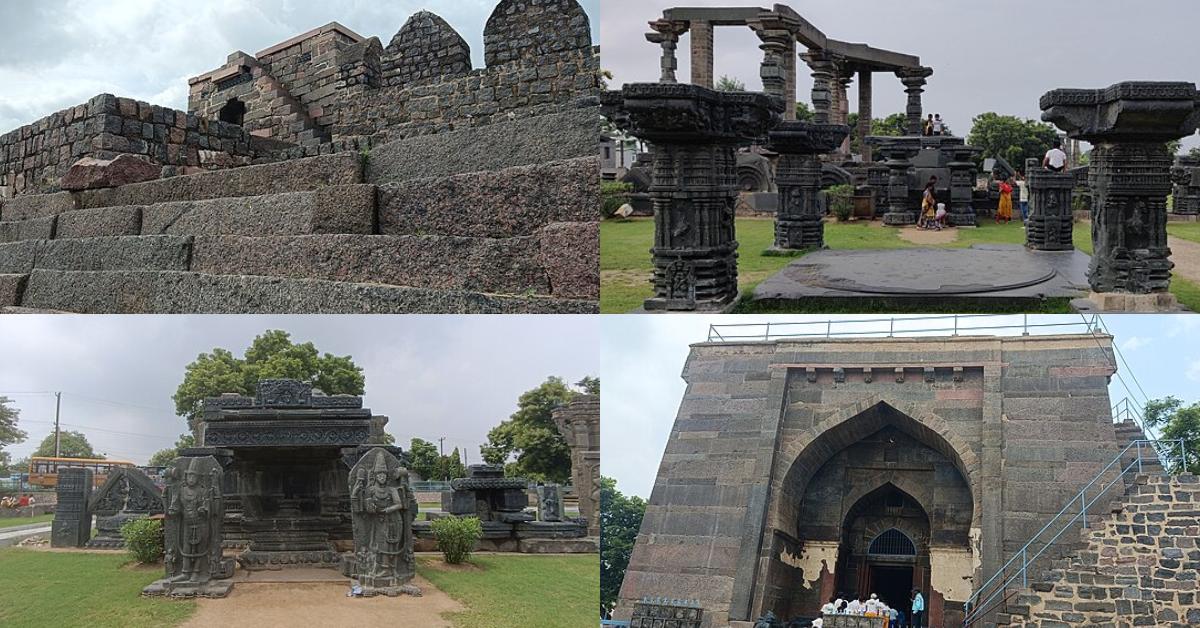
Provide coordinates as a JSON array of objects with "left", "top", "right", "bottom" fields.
[
  {"left": 869, "top": 563, "right": 914, "bottom": 613},
  {"left": 219, "top": 98, "right": 246, "bottom": 126}
]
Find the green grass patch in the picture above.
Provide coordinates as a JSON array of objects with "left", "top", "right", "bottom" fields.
[
  {"left": 0, "top": 548, "right": 195, "bottom": 628},
  {"left": 1167, "top": 222, "right": 1200, "bottom": 245},
  {"left": 0, "top": 514, "right": 53, "bottom": 529},
  {"left": 417, "top": 554, "right": 597, "bottom": 628}
]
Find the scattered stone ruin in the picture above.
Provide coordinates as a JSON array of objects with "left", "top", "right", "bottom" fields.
[
  {"left": 0, "top": 0, "right": 600, "bottom": 314},
  {"left": 85, "top": 466, "right": 164, "bottom": 549},
  {"left": 615, "top": 332, "right": 1173, "bottom": 628},
  {"left": 553, "top": 394, "right": 600, "bottom": 535}
]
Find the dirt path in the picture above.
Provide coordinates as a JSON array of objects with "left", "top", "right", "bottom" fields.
[
  {"left": 893, "top": 224, "right": 959, "bottom": 246},
  {"left": 178, "top": 575, "right": 464, "bottom": 628},
  {"left": 1168, "top": 235, "right": 1200, "bottom": 284}
]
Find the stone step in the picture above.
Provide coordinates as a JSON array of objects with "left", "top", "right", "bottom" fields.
[
  {"left": 71, "top": 152, "right": 362, "bottom": 211},
  {"left": 19, "top": 269, "right": 597, "bottom": 314},
  {"left": 189, "top": 234, "right": 552, "bottom": 296},
  {"left": 377, "top": 157, "right": 597, "bottom": 238},
  {"left": 363, "top": 108, "right": 598, "bottom": 184},
  {"left": 140, "top": 185, "right": 375, "bottom": 237},
  {"left": 0, "top": 236, "right": 190, "bottom": 274},
  {"left": 0, "top": 215, "right": 56, "bottom": 242}
]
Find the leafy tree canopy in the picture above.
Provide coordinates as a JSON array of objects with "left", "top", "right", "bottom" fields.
[
  {"left": 147, "top": 434, "right": 195, "bottom": 467},
  {"left": 967, "top": 112, "right": 1059, "bottom": 172},
  {"left": 173, "top": 330, "right": 365, "bottom": 425},
  {"left": 33, "top": 430, "right": 102, "bottom": 459},
  {"left": 480, "top": 376, "right": 595, "bottom": 483},
  {"left": 409, "top": 438, "right": 441, "bottom": 481},
  {"left": 1143, "top": 396, "right": 1200, "bottom": 474},
  {"left": 715, "top": 75, "right": 746, "bottom": 92},
  {"left": 795, "top": 101, "right": 815, "bottom": 123},
  {"left": 600, "top": 476, "right": 647, "bottom": 612},
  {"left": 0, "top": 397, "right": 27, "bottom": 471}
]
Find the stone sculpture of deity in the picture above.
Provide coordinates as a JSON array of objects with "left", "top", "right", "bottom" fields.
[
  {"left": 144, "top": 455, "right": 231, "bottom": 597},
  {"left": 347, "top": 447, "right": 417, "bottom": 592}
]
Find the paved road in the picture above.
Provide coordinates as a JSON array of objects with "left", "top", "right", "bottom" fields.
[{"left": 0, "top": 523, "right": 51, "bottom": 548}]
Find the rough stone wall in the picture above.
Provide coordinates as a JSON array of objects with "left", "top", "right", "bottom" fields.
[
  {"left": 483, "top": 0, "right": 592, "bottom": 67},
  {"left": 1002, "top": 474, "right": 1200, "bottom": 628},
  {"left": 0, "top": 94, "right": 257, "bottom": 198},
  {"left": 618, "top": 335, "right": 1125, "bottom": 628},
  {"left": 381, "top": 11, "right": 471, "bottom": 87}
]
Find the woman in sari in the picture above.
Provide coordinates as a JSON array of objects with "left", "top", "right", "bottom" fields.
[
  {"left": 996, "top": 177, "right": 1014, "bottom": 224},
  {"left": 919, "top": 177, "right": 941, "bottom": 230}
]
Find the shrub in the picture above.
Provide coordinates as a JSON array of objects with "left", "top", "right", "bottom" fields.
[
  {"left": 826, "top": 184, "right": 856, "bottom": 221},
  {"left": 430, "top": 515, "right": 482, "bottom": 564},
  {"left": 120, "top": 516, "right": 163, "bottom": 564},
  {"left": 600, "top": 181, "right": 633, "bottom": 219}
]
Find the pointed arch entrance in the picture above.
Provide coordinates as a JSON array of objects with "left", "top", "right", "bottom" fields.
[{"left": 756, "top": 402, "right": 976, "bottom": 628}]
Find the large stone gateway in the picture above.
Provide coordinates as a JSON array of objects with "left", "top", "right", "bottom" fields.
[{"left": 617, "top": 333, "right": 1148, "bottom": 628}]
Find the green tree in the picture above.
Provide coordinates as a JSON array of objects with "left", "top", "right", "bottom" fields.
[
  {"left": 1143, "top": 397, "right": 1200, "bottom": 474},
  {"left": 146, "top": 434, "right": 195, "bottom": 466},
  {"left": 967, "top": 112, "right": 1059, "bottom": 171},
  {"left": 173, "top": 330, "right": 366, "bottom": 427},
  {"left": 1189, "top": 145, "right": 1200, "bottom": 160},
  {"left": 575, "top": 376, "right": 600, "bottom": 396},
  {"left": 795, "top": 101, "right": 815, "bottom": 122},
  {"left": 437, "top": 448, "right": 468, "bottom": 481},
  {"left": 714, "top": 75, "right": 746, "bottom": 92},
  {"left": 33, "top": 430, "right": 102, "bottom": 459},
  {"left": 600, "top": 476, "right": 646, "bottom": 612},
  {"left": 409, "top": 438, "right": 441, "bottom": 481},
  {"left": 480, "top": 376, "right": 582, "bottom": 482},
  {"left": 0, "top": 397, "right": 27, "bottom": 468},
  {"left": 847, "top": 112, "right": 907, "bottom": 158}
]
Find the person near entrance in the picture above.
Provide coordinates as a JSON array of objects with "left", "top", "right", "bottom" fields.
[{"left": 911, "top": 589, "right": 925, "bottom": 628}]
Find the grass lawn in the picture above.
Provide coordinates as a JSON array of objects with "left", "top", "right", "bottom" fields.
[
  {"left": 1167, "top": 221, "right": 1200, "bottom": 245},
  {"left": 601, "top": 217, "right": 1200, "bottom": 312},
  {"left": 417, "top": 554, "right": 597, "bottom": 628},
  {"left": 0, "top": 514, "right": 53, "bottom": 528},
  {"left": 0, "top": 548, "right": 195, "bottom": 628}
]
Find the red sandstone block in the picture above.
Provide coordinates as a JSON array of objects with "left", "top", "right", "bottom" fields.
[{"left": 935, "top": 389, "right": 984, "bottom": 401}]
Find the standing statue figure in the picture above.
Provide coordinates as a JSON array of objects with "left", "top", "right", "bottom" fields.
[
  {"left": 345, "top": 447, "right": 419, "bottom": 596},
  {"left": 144, "top": 456, "right": 232, "bottom": 598}
]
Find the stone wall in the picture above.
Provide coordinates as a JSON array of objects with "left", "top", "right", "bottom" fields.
[
  {"left": 483, "top": 0, "right": 592, "bottom": 67},
  {"left": 618, "top": 335, "right": 1125, "bottom": 628},
  {"left": 0, "top": 94, "right": 258, "bottom": 198},
  {"left": 1000, "top": 473, "right": 1200, "bottom": 628},
  {"left": 381, "top": 11, "right": 471, "bottom": 87}
]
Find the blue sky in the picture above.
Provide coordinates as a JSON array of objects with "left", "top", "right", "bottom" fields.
[
  {"left": 601, "top": 314, "right": 1200, "bottom": 499},
  {"left": 0, "top": 0, "right": 601, "bottom": 133}
]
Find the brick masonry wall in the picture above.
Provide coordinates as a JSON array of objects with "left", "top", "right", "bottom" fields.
[
  {"left": 483, "top": 0, "right": 592, "bottom": 67},
  {"left": 1002, "top": 474, "right": 1200, "bottom": 628},
  {"left": 381, "top": 11, "right": 471, "bottom": 87},
  {"left": 0, "top": 94, "right": 257, "bottom": 198}
]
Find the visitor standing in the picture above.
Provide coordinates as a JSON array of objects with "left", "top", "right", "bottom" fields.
[
  {"left": 932, "top": 114, "right": 944, "bottom": 136},
  {"left": 920, "top": 177, "right": 941, "bottom": 230},
  {"left": 1043, "top": 140, "right": 1068, "bottom": 172},
  {"left": 821, "top": 597, "right": 838, "bottom": 615},
  {"left": 1015, "top": 171, "right": 1029, "bottom": 225},
  {"left": 924, "top": 114, "right": 934, "bottom": 136},
  {"left": 911, "top": 589, "right": 925, "bottom": 628},
  {"left": 996, "top": 177, "right": 1014, "bottom": 224}
]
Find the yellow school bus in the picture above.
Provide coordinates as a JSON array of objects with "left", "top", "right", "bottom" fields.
[{"left": 27, "top": 457, "right": 135, "bottom": 488}]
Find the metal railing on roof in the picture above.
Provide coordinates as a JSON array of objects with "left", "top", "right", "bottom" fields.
[
  {"left": 706, "top": 314, "right": 1104, "bottom": 343},
  {"left": 962, "top": 438, "right": 1189, "bottom": 628}
]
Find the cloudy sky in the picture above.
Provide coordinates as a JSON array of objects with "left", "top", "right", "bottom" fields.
[
  {"left": 598, "top": 0, "right": 1200, "bottom": 152},
  {"left": 0, "top": 315, "right": 598, "bottom": 466},
  {"left": 602, "top": 314, "right": 1200, "bottom": 499},
  {"left": 0, "top": 0, "right": 601, "bottom": 133}
]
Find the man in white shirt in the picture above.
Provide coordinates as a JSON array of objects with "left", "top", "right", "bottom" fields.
[
  {"left": 865, "top": 593, "right": 880, "bottom": 615},
  {"left": 932, "top": 114, "right": 944, "bottom": 136},
  {"left": 1043, "top": 140, "right": 1068, "bottom": 172},
  {"left": 821, "top": 597, "right": 838, "bottom": 616}
]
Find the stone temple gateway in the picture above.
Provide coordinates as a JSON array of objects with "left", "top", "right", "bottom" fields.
[{"left": 617, "top": 333, "right": 1157, "bottom": 628}]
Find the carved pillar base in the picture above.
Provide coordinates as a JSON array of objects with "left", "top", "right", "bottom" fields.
[
  {"left": 601, "top": 84, "right": 783, "bottom": 311},
  {"left": 883, "top": 148, "right": 915, "bottom": 225},
  {"left": 947, "top": 148, "right": 979, "bottom": 227},
  {"left": 1042, "top": 81, "right": 1200, "bottom": 294},
  {"left": 1025, "top": 158, "right": 1076, "bottom": 250},
  {"left": 768, "top": 122, "right": 849, "bottom": 250}
]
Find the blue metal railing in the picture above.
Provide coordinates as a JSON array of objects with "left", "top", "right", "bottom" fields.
[
  {"left": 962, "top": 438, "right": 1188, "bottom": 628},
  {"left": 706, "top": 314, "right": 1104, "bottom": 343}
]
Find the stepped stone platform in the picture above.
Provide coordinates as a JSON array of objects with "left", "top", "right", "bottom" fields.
[
  {"left": 749, "top": 245, "right": 1090, "bottom": 309},
  {"left": 0, "top": 140, "right": 599, "bottom": 312}
]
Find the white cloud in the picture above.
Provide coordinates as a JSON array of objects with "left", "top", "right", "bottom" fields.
[
  {"left": 1121, "top": 336, "right": 1149, "bottom": 352},
  {"left": 1187, "top": 360, "right": 1200, "bottom": 382}
]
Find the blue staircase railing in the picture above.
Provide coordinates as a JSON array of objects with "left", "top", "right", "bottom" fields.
[{"left": 962, "top": 438, "right": 1187, "bottom": 628}]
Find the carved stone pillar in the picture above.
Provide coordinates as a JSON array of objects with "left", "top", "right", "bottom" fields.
[
  {"left": 646, "top": 20, "right": 688, "bottom": 84},
  {"left": 837, "top": 71, "right": 853, "bottom": 154},
  {"left": 801, "top": 50, "right": 834, "bottom": 124},
  {"left": 1042, "top": 82, "right": 1200, "bottom": 296},
  {"left": 51, "top": 466, "right": 93, "bottom": 548},
  {"left": 601, "top": 84, "right": 783, "bottom": 311},
  {"left": 1024, "top": 158, "right": 1075, "bottom": 250},
  {"left": 768, "top": 121, "right": 850, "bottom": 250},
  {"left": 1171, "top": 156, "right": 1200, "bottom": 215},
  {"left": 858, "top": 71, "right": 873, "bottom": 163},
  {"left": 690, "top": 21, "right": 714, "bottom": 89},
  {"left": 897, "top": 66, "right": 934, "bottom": 136},
  {"left": 753, "top": 25, "right": 795, "bottom": 120},
  {"left": 947, "top": 147, "right": 980, "bottom": 227},
  {"left": 882, "top": 147, "right": 915, "bottom": 225},
  {"left": 552, "top": 396, "right": 599, "bottom": 536}
]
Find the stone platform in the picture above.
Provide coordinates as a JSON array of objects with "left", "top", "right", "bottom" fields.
[{"left": 750, "top": 245, "right": 1090, "bottom": 308}]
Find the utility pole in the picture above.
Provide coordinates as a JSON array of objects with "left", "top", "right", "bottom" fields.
[
  {"left": 438, "top": 437, "right": 445, "bottom": 457},
  {"left": 438, "top": 437, "right": 446, "bottom": 481},
  {"left": 53, "top": 392, "right": 61, "bottom": 458}
]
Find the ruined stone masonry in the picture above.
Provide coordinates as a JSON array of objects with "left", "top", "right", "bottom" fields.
[{"left": 0, "top": 0, "right": 599, "bottom": 314}]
